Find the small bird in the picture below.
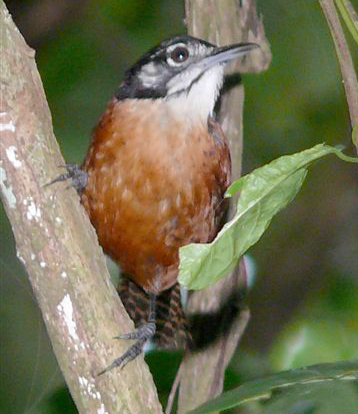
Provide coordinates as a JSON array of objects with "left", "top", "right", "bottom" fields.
[{"left": 53, "top": 35, "right": 258, "bottom": 373}]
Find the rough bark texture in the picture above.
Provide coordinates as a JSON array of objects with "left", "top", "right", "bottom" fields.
[
  {"left": 175, "top": 1, "right": 271, "bottom": 413},
  {"left": 0, "top": 3, "right": 163, "bottom": 413}
]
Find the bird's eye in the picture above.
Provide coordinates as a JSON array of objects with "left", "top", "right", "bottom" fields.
[{"left": 169, "top": 46, "right": 189, "bottom": 63}]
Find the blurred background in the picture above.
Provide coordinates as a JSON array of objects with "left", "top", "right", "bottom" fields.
[{"left": 1, "top": 0, "right": 357, "bottom": 413}]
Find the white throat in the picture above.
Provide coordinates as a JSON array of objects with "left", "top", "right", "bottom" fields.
[{"left": 165, "top": 66, "right": 224, "bottom": 123}]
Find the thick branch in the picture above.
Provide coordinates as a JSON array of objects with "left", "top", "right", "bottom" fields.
[
  {"left": 319, "top": 0, "right": 358, "bottom": 153},
  {"left": 174, "top": 1, "right": 271, "bottom": 413},
  {"left": 0, "top": 3, "right": 162, "bottom": 413}
]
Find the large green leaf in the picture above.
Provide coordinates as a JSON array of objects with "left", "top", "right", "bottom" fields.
[
  {"left": 178, "top": 144, "right": 357, "bottom": 290},
  {"left": 259, "top": 381, "right": 358, "bottom": 414},
  {"left": 188, "top": 360, "right": 358, "bottom": 414}
]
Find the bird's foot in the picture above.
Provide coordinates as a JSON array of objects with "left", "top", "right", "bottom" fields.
[
  {"left": 44, "top": 164, "right": 88, "bottom": 195},
  {"left": 114, "top": 322, "right": 156, "bottom": 341},
  {"left": 97, "top": 322, "right": 156, "bottom": 375}
]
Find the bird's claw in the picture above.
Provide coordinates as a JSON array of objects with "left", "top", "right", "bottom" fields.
[
  {"left": 44, "top": 164, "right": 88, "bottom": 195},
  {"left": 98, "top": 322, "right": 156, "bottom": 375}
]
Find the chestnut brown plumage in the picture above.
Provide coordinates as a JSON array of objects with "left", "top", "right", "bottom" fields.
[{"left": 81, "top": 97, "right": 231, "bottom": 351}]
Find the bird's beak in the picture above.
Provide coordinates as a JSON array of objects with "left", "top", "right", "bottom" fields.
[{"left": 198, "top": 42, "right": 259, "bottom": 71}]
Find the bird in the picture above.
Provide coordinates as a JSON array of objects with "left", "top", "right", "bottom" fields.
[{"left": 51, "top": 35, "right": 258, "bottom": 373}]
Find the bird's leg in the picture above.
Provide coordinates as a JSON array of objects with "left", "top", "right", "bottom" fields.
[
  {"left": 98, "top": 294, "right": 157, "bottom": 375},
  {"left": 44, "top": 164, "right": 88, "bottom": 195}
]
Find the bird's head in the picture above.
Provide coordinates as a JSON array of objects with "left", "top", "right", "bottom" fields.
[{"left": 116, "top": 35, "right": 259, "bottom": 121}]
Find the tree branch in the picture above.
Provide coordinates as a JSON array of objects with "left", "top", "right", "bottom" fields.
[
  {"left": 319, "top": 0, "right": 358, "bottom": 154},
  {"left": 0, "top": 3, "right": 162, "bottom": 413},
  {"left": 173, "top": 1, "right": 271, "bottom": 413}
]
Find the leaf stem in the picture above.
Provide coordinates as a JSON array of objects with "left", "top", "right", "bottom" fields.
[
  {"left": 335, "top": 0, "right": 358, "bottom": 45},
  {"left": 319, "top": 0, "right": 358, "bottom": 155}
]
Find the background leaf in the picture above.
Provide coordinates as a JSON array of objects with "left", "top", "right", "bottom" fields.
[
  {"left": 188, "top": 360, "right": 358, "bottom": 414},
  {"left": 259, "top": 381, "right": 358, "bottom": 414}
]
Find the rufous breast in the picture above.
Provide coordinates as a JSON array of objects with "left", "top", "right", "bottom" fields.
[{"left": 81, "top": 98, "right": 231, "bottom": 294}]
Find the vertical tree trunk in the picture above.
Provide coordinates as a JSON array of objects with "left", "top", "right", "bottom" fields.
[
  {"left": 175, "top": 1, "right": 271, "bottom": 412},
  {"left": 0, "top": 3, "right": 163, "bottom": 413}
]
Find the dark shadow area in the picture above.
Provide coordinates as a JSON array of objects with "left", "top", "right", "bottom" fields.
[{"left": 188, "top": 289, "right": 247, "bottom": 352}]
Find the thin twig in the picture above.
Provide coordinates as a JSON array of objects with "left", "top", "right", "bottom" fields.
[
  {"left": 165, "top": 361, "right": 184, "bottom": 414},
  {"left": 319, "top": 0, "right": 358, "bottom": 154}
]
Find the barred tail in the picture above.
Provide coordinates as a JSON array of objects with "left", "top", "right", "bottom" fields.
[{"left": 118, "top": 278, "right": 190, "bottom": 349}]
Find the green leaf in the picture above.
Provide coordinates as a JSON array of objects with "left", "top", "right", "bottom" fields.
[
  {"left": 187, "top": 360, "right": 358, "bottom": 414},
  {"left": 260, "top": 381, "right": 358, "bottom": 414},
  {"left": 179, "top": 144, "right": 357, "bottom": 290}
]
